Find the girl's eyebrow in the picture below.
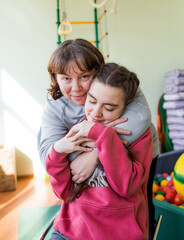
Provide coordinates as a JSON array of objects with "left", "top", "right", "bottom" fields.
[{"left": 88, "top": 92, "right": 118, "bottom": 107}]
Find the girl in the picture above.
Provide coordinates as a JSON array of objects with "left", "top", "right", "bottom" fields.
[{"left": 46, "top": 63, "right": 153, "bottom": 240}]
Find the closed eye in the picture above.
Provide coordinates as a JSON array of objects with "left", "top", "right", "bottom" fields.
[
  {"left": 89, "top": 100, "right": 96, "bottom": 104},
  {"left": 105, "top": 108, "right": 114, "bottom": 112}
]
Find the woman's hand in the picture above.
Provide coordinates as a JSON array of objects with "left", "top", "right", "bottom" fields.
[
  {"left": 54, "top": 135, "right": 93, "bottom": 154},
  {"left": 66, "top": 120, "right": 95, "bottom": 141},
  {"left": 105, "top": 117, "right": 130, "bottom": 145},
  {"left": 70, "top": 150, "right": 98, "bottom": 183}
]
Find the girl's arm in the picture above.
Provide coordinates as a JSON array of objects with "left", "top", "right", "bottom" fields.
[
  {"left": 46, "top": 147, "right": 73, "bottom": 201},
  {"left": 46, "top": 134, "right": 93, "bottom": 201},
  {"left": 88, "top": 123, "right": 153, "bottom": 197},
  {"left": 68, "top": 121, "right": 153, "bottom": 197}
]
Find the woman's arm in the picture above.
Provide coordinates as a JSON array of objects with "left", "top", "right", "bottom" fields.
[
  {"left": 116, "top": 87, "right": 151, "bottom": 145},
  {"left": 38, "top": 97, "right": 85, "bottom": 169},
  {"left": 39, "top": 99, "right": 69, "bottom": 168}
]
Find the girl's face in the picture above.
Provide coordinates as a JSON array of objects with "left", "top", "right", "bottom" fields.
[
  {"left": 56, "top": 62, "right": 95, "bottom": 105},
  {"left": 85, "top": 80, "right": 125, "bottom": 125}
]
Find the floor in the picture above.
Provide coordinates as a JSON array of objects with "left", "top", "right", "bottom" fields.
[{"left": 0, "top": 176, "right": 61, "bottom": 240}]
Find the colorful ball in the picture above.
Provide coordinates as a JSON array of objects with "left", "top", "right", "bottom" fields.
[
  {"left": 162, "top": 172, "right": 169, "bottom": 178},
  {"left": 155, "top": 194, "right": 165, "bottom": 201},
  {"left": 166, "top": 175, "right": 173, "bottom": 182},
  {"left": 155, "top": 190, "right": 165, "bottom": 196},
  {"left": 174, "top": 194, "right": 184, "bottom": 206},
  {"left": 160, "top": 179, "right": 168, "bottom": 187},
  {"left": 152, "top": 183, "right": 158, "bottom": 194},
  {"left": 173, "top": 153, "right": 184, "bottom": 200},
  {"left": 165, "top": 189, "right": 176, "bottom": 203}
]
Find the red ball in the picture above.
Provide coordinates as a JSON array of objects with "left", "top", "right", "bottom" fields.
[
  {"left": 162, "top": 172, "right": 169, "bottom": 178},
  {"left": 162, "top": 186, "right": 170, "bottom": 194},
  {"left": 167, "top": 179, "right": 174, "bottom": 187},
  {"left": 165, "top": 190, "right": 176, "bottom": 203},
  {"left": 174, "top": 194, "right": 184, "bottom": 206}
]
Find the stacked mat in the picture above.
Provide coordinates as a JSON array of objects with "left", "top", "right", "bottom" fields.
[{"left": 163, "top": 69, "right": 184, "bottom": 151}]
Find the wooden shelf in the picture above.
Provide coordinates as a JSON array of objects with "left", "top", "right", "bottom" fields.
[{"left": 0, "top": 176, "right": 61, "bottom": 240}]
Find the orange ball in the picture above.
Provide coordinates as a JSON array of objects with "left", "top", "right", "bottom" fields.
[
  {"left": 160, "top": 179, "right": 168, "bottom": 187},
  {"left": 152, "top": 183, "right": 159, "bottom": 194},
  {"left": 155, "top": 194, "right": 165, "bottom": 201}
]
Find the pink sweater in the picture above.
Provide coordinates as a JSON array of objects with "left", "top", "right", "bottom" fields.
[{"left": 46, "top": 123, "right": 153, "bottom": 240}]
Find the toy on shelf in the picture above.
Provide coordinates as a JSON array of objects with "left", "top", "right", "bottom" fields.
[
  {"left": 163, "top": 69, "right": 184, "bottom": 151},
  {"left": 0, "top": 146, "right": 17, "bottom": 192}
]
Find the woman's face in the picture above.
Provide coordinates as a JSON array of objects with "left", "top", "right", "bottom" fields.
[
  {"left": 85, "top": 80, "right": 125, "bottom": 125},
  {"left": 56, "top": 62, "right": 95, "bottom": 105}
]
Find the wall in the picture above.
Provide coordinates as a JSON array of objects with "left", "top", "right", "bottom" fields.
[{"left": 0, "top": 0, "right": 184, "bottom": 176}]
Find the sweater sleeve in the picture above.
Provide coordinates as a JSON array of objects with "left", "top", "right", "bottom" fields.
[
  {"left": 116, "top": 87, "right": 151, "bottom": 145},
  {"left": 39, "top": 99, "right": 68, "bottom": 169},
  {"left": 46, "top": 146, "right": 73, "bottom": 201},
  {"left": 88, "top": 123, "right": 153, "bottom": 197}
]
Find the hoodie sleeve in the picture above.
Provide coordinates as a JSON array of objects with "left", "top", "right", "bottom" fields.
[
  {"left": 46, "top": 146, "right": 73, "bottom": 201},
  {"left": 88, "top": 123, "right": 153, "bottom": 197}
]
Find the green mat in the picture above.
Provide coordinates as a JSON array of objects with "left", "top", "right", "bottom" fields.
[{"left": 18, "top": 205, "right": 60, "bottom": 240}]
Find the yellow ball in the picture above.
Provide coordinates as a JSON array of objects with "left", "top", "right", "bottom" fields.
[
  {"left": 155, "top": 194, "right": 165, "bottom": 201},
  {"left": 173, "top": 153, "right": 184, "bottom": 200}
]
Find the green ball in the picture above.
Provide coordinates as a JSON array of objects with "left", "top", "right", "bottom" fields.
[{"left": 155, "top": 191, "right": 165, "bottom": 196}]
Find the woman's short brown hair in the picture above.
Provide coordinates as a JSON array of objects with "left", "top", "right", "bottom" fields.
[{"left": 47, "top": 39, "right": 105, "bottom": 99}]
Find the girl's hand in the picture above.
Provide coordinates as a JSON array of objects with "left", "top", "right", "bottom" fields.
[
  {"left": 70, "top": 150, "right": 98, "bottom": 183},
  {"left": 66, "top": 120, "right": 95, "bottom": 142},
  {"left": 81, "top": 140, "right": 95, "bottom": 148},
  {"left": 54, "top": 135, "right": 93, "bottom": 154},
  {"left": 105, "top": 117, "right": 130, "bottom": 145}
]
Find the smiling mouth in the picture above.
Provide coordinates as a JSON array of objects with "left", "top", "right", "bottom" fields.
[
  {"left": 91, "top": 116, "right": 103, "bottom": 123},
  {"left": 72, "top": 94, "right": 86, "bottom": 100}
]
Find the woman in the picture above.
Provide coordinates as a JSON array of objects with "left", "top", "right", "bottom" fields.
[{"left": 46, "top": 63, "right": 153, "bottom": 240}]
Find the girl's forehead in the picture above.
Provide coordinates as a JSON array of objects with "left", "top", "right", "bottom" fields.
[{"left": 90, "top": 80, "right": 124, "bottom": 101}]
